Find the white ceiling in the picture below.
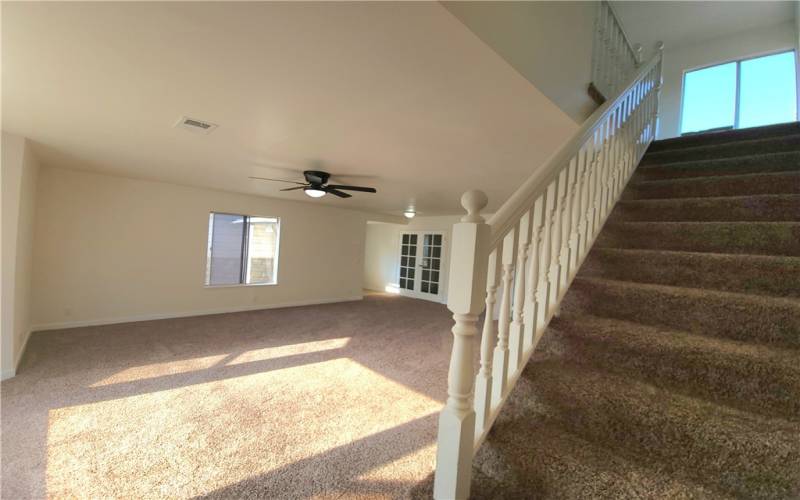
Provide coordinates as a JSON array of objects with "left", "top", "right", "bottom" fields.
[
  {"left": 613, "top": 1, "right": 796, "bottom": 54},
  {"left": 2, "top": 2, "right": 577, "bottom": 217}
]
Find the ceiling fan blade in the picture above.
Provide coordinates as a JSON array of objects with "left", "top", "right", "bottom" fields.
[
  {"left": 327, "top": 188, "right": 352, "bottom": 198},
  {"left": 249, "top": 176, "right": 306, "bottom": 185},
  {"left": 280, "top": 186, "right": 306, "bottom": 191},
  {"left": 326, "top": 185, "right": 377, "bottom": 193}
]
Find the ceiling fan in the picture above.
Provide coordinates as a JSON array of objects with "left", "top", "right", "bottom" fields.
[{"left": 249, "top": 170, "right": 377, "bottom": 199}]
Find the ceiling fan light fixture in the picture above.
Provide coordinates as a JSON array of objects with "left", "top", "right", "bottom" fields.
[
  {"left": 304, "top": 187, "right": 327, "bottom": 198},
  {"left": 403, "top": 209, "right": 416, "bottom": 219}
]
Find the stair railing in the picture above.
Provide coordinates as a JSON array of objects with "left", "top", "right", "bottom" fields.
[
  {"left": 433, "top": 43, "right": 664, "bottom": 500},
  {"left": 591, "top": 0, "right": 642, "bottom": 102}
]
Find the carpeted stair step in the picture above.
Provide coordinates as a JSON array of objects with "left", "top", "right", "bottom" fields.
[
  {"left": 611, "top": 194, "right": 800, "bottom": 222},
  {"left": 647, "top": 122, "right": 800, "bottom": 153},
  {"left": 596, "top": 221, "right": 800, "bottom": 256},
  {"left": 408, "top": 419, "right": 721, "bottom": 500},
  {"left": 517, "top": 360, "right": 800, "bottom": 499},
  {"left": 549, "top": 314, "right": 800, "bottom": 420},
  {"left": 635, "top": 151, "right": 800, "bottom": 181},
  {"left": 624, "top": 171, "right": 800, "bottom": 200},
  {"left": 640, "top": 135, "right": 800, "bottom": 166},
  {"left": 470, "top": 417, "right": 721, "bottom": 500},
  {"left": 563, "top": 277, "right": 800, "bottom": 348},
  {"left": 581, "top": 248, "right": 800, "bottom": 298}
]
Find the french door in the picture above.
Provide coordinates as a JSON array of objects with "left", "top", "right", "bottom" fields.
[{"left": 397, "top": 232, "right": 445, "bottom": 302}]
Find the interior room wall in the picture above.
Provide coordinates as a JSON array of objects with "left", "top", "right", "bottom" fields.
[
  {"left": 363, "top": 222, "right": 402, "bottom": 293},
  {"left": 1, "top": 132, "right": 41, "bottom": 379},
  {"left": 658, "top": 20, "right": 797, "bottom": 139},
  {"left": 31, "top": 165, "right": 375, "bottom": 330},
  {"left": 442, "top": 1, "right": 598, "bottom": 124}
]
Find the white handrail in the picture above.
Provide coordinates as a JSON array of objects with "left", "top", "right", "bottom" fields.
[
  {"left": 433, "top": 42, "right": 664, "bottom": 500},
  {"left": 488, "top": 48, "right": 663, "bottom": 248}
]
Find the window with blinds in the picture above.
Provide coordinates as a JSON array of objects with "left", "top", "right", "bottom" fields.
[{"left": 205, "top": 213, "right": 280, "bottom": 286}]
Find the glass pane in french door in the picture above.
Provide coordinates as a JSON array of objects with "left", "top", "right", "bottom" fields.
[
  {"left": 419, "top": 234, "right": 442, "bottom": 295},
  {"left": 399, "top": 233, "right": 417, "bottom": 291}
]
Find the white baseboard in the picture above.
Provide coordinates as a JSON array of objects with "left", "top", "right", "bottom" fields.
[
  {"left": 14, "top": 328, "right": 32, "bottom": 369},
  {"left": 1, "top": 328, "right": 34, "bottom": 381},
  {"left": 30, "top": 295, "right": 364, "bottom": 333}
]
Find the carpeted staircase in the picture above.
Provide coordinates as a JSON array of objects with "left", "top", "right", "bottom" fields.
[{"left": 468, "top": 122, "right": 800, "bottom": 499}]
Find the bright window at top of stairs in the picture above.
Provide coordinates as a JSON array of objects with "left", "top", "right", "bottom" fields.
[{"left": 681, "top": 50, "right": 797, "bottom": 134}]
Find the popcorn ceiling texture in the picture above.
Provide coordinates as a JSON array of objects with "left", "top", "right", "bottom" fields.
[{"left": 414, "top": 122, "right": 800, "bottom": 499}]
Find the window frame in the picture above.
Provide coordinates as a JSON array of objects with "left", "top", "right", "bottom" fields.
[
  {"left": 679, "top": 48, "right": 798, "bottom": 135},
  {"left": 204, "top": 211, "right": 281, "bottom": 288}
]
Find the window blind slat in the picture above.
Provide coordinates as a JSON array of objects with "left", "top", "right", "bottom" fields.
[{"left": 208, "top": 213, "right": 245, "bottom": 285}]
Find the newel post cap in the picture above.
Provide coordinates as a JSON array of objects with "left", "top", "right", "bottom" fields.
[
  {"left": 460, "top": 190, "right": 488, "bottom": 222},
  {"left": 655, "top": 41, "right": 665, "bottom": 52}
]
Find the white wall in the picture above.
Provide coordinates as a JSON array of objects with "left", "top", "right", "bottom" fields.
[
  {"left": 1, "top": 132, "right": 41, "bottom": 379},
  {"left": 658, "top": 20, "right": 797, "bottom": 139},
  {"left": 363, "top": 222, "right": 403, "bottom": 293},
  {"left": 31, "top": 166, "right": 372, "bottom": 330},
  {"left": 442, "top": 1, "right": 598, "bottom": 124}
]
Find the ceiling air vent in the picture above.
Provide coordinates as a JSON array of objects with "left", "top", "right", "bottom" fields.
[{"left": 175, "top": 116, "right": 218, "bottom": 134}]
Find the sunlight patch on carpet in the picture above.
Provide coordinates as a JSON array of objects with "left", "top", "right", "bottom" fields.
[
  {"left": 357, "top": 440, "right": 438, "bottom": 483},
  {"left": 226, "top": 337, "right": 351, "bottom": 366},
  {"left": 91, "top": 353, "right": 230, "bottom": 387},
  {"left": 46, "top": 357, "right": 441, "bottom": 498}
]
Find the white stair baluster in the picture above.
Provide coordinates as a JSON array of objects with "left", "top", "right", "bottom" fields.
[
  {"left": 542, "top": 177, "right": 559, "bottom": 320},
  {"left": 559, "top": 160, "right": 576, "bottom": 299},
  {"left": 570, "top": 153, "right": 586, "bottom": 277},
  {"left": 523, "top": 194, "right": 546, "bottom": 353},
  {"left": 548, "top": 173, "right": 564, "bottom": 318},
  {"left": 491, "top": 229, "right": 516, "bottom": 407},
  {"left": 473, "top": 248, "right": 499, "bottom": 439},
  {"left": 508, "top": 212, "right": 532, "bottom": 375}
]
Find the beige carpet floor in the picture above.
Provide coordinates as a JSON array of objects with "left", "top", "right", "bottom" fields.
[{"left": 1, "top": 293, "right": 453, "bottom": 499}]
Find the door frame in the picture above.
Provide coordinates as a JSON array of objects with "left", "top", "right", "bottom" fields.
[{"left": 396, "top": 230, "right": 446, "bottom": 303}]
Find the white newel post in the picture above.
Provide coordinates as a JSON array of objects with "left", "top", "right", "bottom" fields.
[{"left": 434, "top": 190, "right": 490, "bottom": 500}]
